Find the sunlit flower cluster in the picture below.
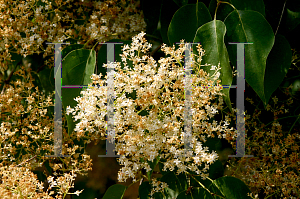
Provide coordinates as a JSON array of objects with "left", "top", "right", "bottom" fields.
[
  {"left": 67, "top": 32, "right": 235, "bottom": 192},
  {"left": 0, "top": 166, "right": 52, "bottom": 198},
  {"left": 0, "top": 0, "right": 146, "bottom": 72},
  {"left": 0, "top": 165, "right": 83, "bottom": 198},
  {"left": 0, "top": 67, "right": 92, "bottom": 197}
]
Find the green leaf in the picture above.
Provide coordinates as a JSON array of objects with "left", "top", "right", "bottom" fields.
[
  {"left": 224, "top": 10, "right": 275, "bottom": 105},
  {"left": 208, "top": 0, "right": 265, "bottom": 21},
  {"left": 61, "top": 49, "right": 96, "bottom": 135},
  {"left": 206, "top": 159, "right": 224, "bottom": 180},
  {"left": 102, "top": 184, "right": 127, "bottom": 199},
  {"left": 22, "top": 54, "right": 44, "bottom": 71},
  {"left": 139, "top": 181, "right": 165, "bottom": 199},
  {"left": 264, "top": 34, "right": 292, "bottom": 105},
  {"left": 202, "top": 137, "right": 222, "bottom": 153},
  {"left": 147, "top": 156, "right": 160, "bottom": 180},
  {"left": 193, "top": 20, "right": 233, "bottom": 110},
  {"left": 0, "top": 52, "right": 22, "bottom": 91},
  {"left": 209, "top": 176, "right": 252, "bottom": 199},
  {"left": 285, "top": 9, "right": 300, "bottom": 31},
  {"left": 37, "top": 68, "right": 55, "bottom": 95},
  {"left": 160, "top": 172, "right": 188, "bottom": 199},
  {"left": 10, "top": 52, "right": 22, "bottom": 67},
  {"left": 160, "top": 0, "right": 180, "bottom": 46},
  {"left": 176, "top": 187, "right": 213, "bottom": 199},
  {"left": 168, "top": 2, "right": 211, "bottom": 45},
  {"left": 61, "top": 44, "right": 84, "bottom": 59},
  {"left": 190, "top": 159, "right": 224, "bottom": 189},
  {"left": 158, "top": 161, "right": 169, "bottom": 176},
  {"left": 139, "top": 181, "right": 152, "bottom": 199},
  {"left": 141, "top": 0, "right": 162, "bottom": 35}
]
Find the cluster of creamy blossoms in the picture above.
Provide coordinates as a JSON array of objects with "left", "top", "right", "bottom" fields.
[
  {"left": 0, "top": 165, "right": 83, "bottom": 198},
  {"left": 67, "top": 32, "right": 235, "bottom": 191},
  {"left": 0, "top": 166, "right": 52, "bottom": 198},
  {"left": 0, "top": 67, "right": 92, "bottom": 197},
  {"left": 0, "top": 0, "right": 146, "bottom": 73}
]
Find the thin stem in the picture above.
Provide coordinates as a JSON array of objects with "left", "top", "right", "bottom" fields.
[
  {"left": 188, "top": 173, "right": 226, "bottom": 199},
  {"left": 288, "top": 114, "right": 300, "bottom": 134},
  {"left": 275, "top": 0, "right": 287, "bottom": 36},
  {"left": 264, "top": 115, "right": 299, "bottom": 128},
  {"left": 265, "top": 189, "right": 280, "bottom": 199},
  {"left": 16, "top": 155, "right": 37, "bottom": 167},
  {"left": 215, "top": 1, "right": 237, "bottom": 20}
]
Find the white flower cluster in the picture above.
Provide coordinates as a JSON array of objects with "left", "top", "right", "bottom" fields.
[{"left": 67, "top": 32, "right": 234, "bottom": 191}]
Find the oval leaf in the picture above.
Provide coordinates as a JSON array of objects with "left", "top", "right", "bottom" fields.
[
  {"left": 38, "top": 68, "right": 54, "bottom": 95},
  {"left": 139, "top": 181, "right": 151, "bottom": 199},
  {"left": 147, "top": 156, "right": 160, "bottom": 180},
  {"left": 141, "top": 0, "right": 162, "bottom": 35},
  {"left": 61, "top": 49, "right": 96, "bottom": 135},
  {"left": 61, "top": 44, "right": 84, "bottom": 59},
  {"left": 168, "top": 2, "right": 211, "bottom": 45},
  {"left": 264, "top": 34, "right": 292, "bottom": 105},
  {"left": 103, "top": 184, "right": 127, "bottom": 199},
  {"left": 224, "top": 10, "right": 275, "bottom": 105},
  {"left": 160, "top": 171, "right": 188, "bottom": 198},
  {"left": 190, "top": 159, "right": 224, "bottom": 189},
  {"left": 210, "top": 176, "right": 252, "bottom": 199},
  {"left": 193, "top": 20, "right": 233, "bottom": 110}
]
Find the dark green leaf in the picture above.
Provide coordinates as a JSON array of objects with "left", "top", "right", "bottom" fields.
[
  {"left": 224, "top": 10, "right": 275, "bottom": 105},
  {"left": 37, "top": 68, "right": 55, "bottom": 95},
  {"left": 61, "top": 49, "right": 96, "bottom": 135},
  {"left": 147, "top": 156, "right": 160, "bottom": 180},
  {"left": 168, "top": 2, "right": 211, "bottom": 45},
  {"left": 159, "top": 161, "right": 169, "bottom": 176},
  {"left": 139, "top": 181, "right": 151, "bottom": 199},
  {"left": 193, "top": 20, "right": 233, "bottom": 110},
  {"left": 160, "top": 172, "right": 188, "bottom": 199},
  {"left": 285, "top": 9, "right": 300, "bottom": 31},
  {"left": 210, "top": 176, "right": 252, "bottom": 199},
  {"left": 102, "top": 184, "right": 127, "bottom": 199},
  {"left": 190, "top": 159, "right": 224, "bottom": 189},
  {"left": 141, "top": 0, "right": 162, "bottom": 35},
  {"left": 10, "top": 52, "right": 22, "bottom": 67},
  {"left": 22, "top": 54, "right": 44, "bottom": 71},
  {"left": 264, "top": 34, "right": 292, "bottom": 105},
  {"left": 139, "top": 181, "right": 165, "bottom": 199},
  {"left": 61, "top": 44, "right": 84, "bottom": 59}
]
